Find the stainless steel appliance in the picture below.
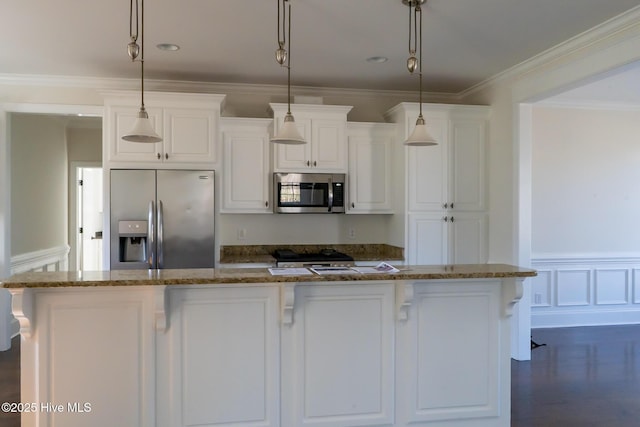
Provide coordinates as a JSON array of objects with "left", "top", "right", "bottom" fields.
[
  {"left": 273, "top": 248, "right": 354, "bottom": 267},
  {"left": 110, "top": 169, "right": 215, "bottom": 270},
  {"left": 273, "top": 172, "right": 346, "bottom": 213}
]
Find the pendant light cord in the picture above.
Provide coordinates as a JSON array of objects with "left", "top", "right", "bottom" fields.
[
  {"left": 417, "top": 3, "right": 423, "bottom": 118},
  {"left": 286, "top": 0, "right": 292, "bottom": 115},
  {"left": 140, "top": 0, "right": 146, "bottom": 111}
]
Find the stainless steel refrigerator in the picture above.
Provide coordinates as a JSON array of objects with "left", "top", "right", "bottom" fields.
[{"left": 110, "top": 169, "right": 215, "bottom": 270}]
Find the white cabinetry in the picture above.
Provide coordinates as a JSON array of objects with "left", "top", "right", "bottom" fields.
[
  {"left": 270, "top": 103, "right": 352, "bottom": 172},
  {"left": 347, "top": 122, "right": 395, "bottom": 214},
  {"left": 282, "top": 283, "right": 395, "bottom": 427},
  {"left": 386, "top": 103, "right": 489, "bottom": 264},
  {"left": 220, "top": 118, "right": 272, "bottom": 213},
  {"left": 103, "top": 91, "right": 225, "bottom": 167},
  {"left": 157, "top": 285, "right": 281, "bottom": 427}
]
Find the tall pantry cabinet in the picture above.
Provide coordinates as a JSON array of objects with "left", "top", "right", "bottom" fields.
[{"left": 386, "top": 103, "right": 490, "bottom": 265}]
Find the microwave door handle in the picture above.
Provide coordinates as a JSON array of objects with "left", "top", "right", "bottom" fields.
[
  {"left": 327, "top": 177, "right": 334, "bottom": 212},
  {"left": 147, "top": 200, "right": 154, "bottom": 269}
]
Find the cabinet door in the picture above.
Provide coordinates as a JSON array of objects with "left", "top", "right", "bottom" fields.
[
  {"left": 407, "top": 213, "right": 448, "bottom": 265},
  {"left": 311, "top": 119, "right": 347, "bottom": 172},
  {"left": 407, "top": 115, "right": 448, "bottom": 211},
  {"left": 222, "top": 121, "right": 272, "bottom": 213},
  {"left": 396, "top": 281, "right": 501, "bottom": 424},
  {"left": 273, "top": 116, "right": 312, "bottom": 171},
  {"left": 449, "top": 212, "right": 487, "bottom": 264},
  {"left": 449, "top": 118, "right": 486, "bottom": 211},
  {"left": 281, "top": 283, "right": 395, "bottom": 427},
  {"left": 108, "top": 105, "right": 163, "bottom": 163},
  {"left": 347, "top": 126, "right": 393, "bottom": 214},
  {"left": 158, "top": 286, "right": 281, "bottom": 427},
  {"left": 163, "top": 107, "right": 217, "bottom": 164}
]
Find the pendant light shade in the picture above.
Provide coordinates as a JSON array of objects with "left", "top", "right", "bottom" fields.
[
  {"left": 271, "top": 112, "right": 306, "bottom": 145},
  {"left": 406, "top": 115, "right": 437, "bottom": 146},
  {"left": 271, "top": 0, "right": 307, "bottom": 145},
  {"left": 122, "top": 0, "right": 162, "bottom": 143},
  {"left": 122, "top": 107, "right": 162, "bottom": 143},
  {"left": 403, "top": 0, "right": 437, "bottom": 147}
]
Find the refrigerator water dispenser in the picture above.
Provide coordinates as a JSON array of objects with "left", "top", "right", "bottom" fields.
[{"left": 118, "top": 220, "right": 148, "bottom": 262}]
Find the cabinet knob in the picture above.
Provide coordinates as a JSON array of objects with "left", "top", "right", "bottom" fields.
[
  {"left": 450, "top": 202, "right": 454, "bottom": 209},
  {"left": 306, "top": 160, "right": 310, "bottom": 167},
  {"left": 313, "top": 161, "right": 317, "bottom": 167},
  {"left": 443, "top": 203, "right": 448, "bottom": 209},
  {"left": 157, "top": 153, "right": 161, "bottom": 160},
  {"left": 450, "top": 216, "right": 455, "bottom": 222},
  {"left": 444, "top": 216, "right": 449, "bottom": 222},
  {"left": 165, "top": 153, "right": 169, "bottom": 160},
  {"left": 351, "top": 202, "right": 355, "bottom": 208},
  {"left": 265, "top": 201, "right": 269, "bottom": 207}
]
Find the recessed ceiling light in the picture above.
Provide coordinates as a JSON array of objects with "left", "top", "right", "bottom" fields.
[
  {"left": 157, "top": 43, "right": 180, "bottom": 51},
  {"left": 366, "top": 56, "right": 388, "bottom": 63}
]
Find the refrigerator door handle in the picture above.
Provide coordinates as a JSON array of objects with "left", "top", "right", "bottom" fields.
[
  {"left": 157, "top": 200, "right": 164, "bottom": 269},
  {"left": 148, "top": 200, "right": 155, "bottom": 269}
]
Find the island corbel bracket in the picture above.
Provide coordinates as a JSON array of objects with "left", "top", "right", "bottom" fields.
[
  {"left": 395, "top": 281, "right": 414, "bottom": 321},
  {"left": 281, "top": 283, "right": 296, "bottom": 325},
  {"left": 502, "top": 277, "right": 524, "bottom": 317},
  {"left": 10, "top": 288, "right": 34, "bottom": 339}
]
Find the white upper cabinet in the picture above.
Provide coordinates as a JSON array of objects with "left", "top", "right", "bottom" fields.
[
  {"left": 347, "top": 122, "right": 395, "bottom": 214},
  {"left": 220, "top": 118, "right": 272, "bottom": 213},
  {"left": 387, "top": 103, "right": 489, "bottom": 213},
  {"left": 103, "top": 91, "right": 225, "bottom": 167},
  {"left": 270, "top": 103, "right": 352, "bottom": 172},
  {"left": 386, "top": 102, "right": 490, "bottom": 265}
]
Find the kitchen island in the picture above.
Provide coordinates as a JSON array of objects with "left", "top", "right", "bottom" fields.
[{"left": 2, "top": 264, "right": 535, "bottom": 427}]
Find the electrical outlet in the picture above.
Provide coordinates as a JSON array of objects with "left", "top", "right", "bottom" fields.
[
  {"left": 534, "top": 293, "right": 542, "bottom": 305},
  {"left": 348, "top": 228, "right": 356, "bottom": 239},
  {"left": 237, "top": 228, "right": 247, "bottom": 241}
]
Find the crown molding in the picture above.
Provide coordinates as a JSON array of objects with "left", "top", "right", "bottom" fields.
[
  {"left": 534, "top": 99, "right": 640, "bottom": 111},
  {"left": 458, "top": 5, "right": 640, "bottom": 99},
  {"left": 0, "top": 73, "right": 458, "bottom": 103}
]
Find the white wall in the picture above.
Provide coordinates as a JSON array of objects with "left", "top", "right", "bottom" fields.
[
  {"left": 11, "top": 114, "right": 69, "bottom": 255},
  {"left": 529, "top": 106, "right": 640, "bottom": 328},
  {"left": 532, "top": 106, "right": 640, "bottom": 255}
]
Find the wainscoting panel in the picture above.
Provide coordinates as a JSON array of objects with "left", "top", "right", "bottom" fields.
[
  {"left": 531, "top": 255, "right": 640, "bottom": 328},
  {"left": 556, "top": 269, "right": 591, "bottom": 306},
  {"left": 595, "top": 269, "right": 629, "bottom": 305},
  {"left": 10, "top": 245, "right": 70, "bottom": 274}
]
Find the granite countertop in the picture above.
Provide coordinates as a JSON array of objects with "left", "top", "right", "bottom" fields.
[{"left": 1, "top": 264, "right": 536, "bottom": 289}]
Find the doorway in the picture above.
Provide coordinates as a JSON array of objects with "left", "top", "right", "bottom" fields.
[{"left": 73, "top": 165, "right": 104, "bottom": 271}]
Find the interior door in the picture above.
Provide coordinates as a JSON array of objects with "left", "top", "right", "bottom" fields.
[{"left": 77, "top": 167, "right": 104, "bottom": 271}]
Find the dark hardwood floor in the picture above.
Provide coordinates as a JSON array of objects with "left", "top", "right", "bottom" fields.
[
  {"left": 0, "top": 326, "right": 639, "bottom": 426},
  {"left": 512, "top": 324, "right": 640, "bottom": 426},
  {"left": 0, "top": 336, "right": 20, "bottom": 427}
]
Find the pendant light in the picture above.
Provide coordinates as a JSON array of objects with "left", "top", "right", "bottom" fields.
[
  {"left": 271, "top": 0, "right": 306, "bottom": 145},
  {"left": 404, "top": 0, "right": 437, "bottom": 146},
  {"left": 122, "top": 0, "right": 162, "bottom": 143}
]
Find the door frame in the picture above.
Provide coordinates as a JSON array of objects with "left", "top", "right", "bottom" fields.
[{"left": 70, "top": 162, "right": 103, "bottom": 271}]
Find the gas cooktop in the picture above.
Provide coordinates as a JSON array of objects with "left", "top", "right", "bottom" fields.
[{"left": 273, "top": 249, "right": 354, "bottom": 268}]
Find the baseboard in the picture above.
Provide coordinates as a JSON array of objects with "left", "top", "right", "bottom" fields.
[{"left": 532, "top": 308, "right": 640, "bottom": 329}]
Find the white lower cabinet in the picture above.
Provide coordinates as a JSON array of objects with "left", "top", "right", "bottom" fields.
[
  {"left": 13, "top": 280, "right": 513, "bottom": 427},
  {"left": 281, "top": 283, "right": 396, "bottom": 427},
  {"left": 396, "top": 280, "right": 505, "bottom": 426},
  {"left": 157, "top": 285, "right": 281, "bottom": 427},
  {"left": 408, "top": 212, "right": 488, "bottom": 265}
]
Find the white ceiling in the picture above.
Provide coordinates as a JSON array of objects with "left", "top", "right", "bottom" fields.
[{"left": 2, "top": 0, "right": 640, "bottom": 94}]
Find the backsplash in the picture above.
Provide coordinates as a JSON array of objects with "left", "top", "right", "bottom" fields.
[{"left": 219, "top": 244, "right": 404, "bottom": 264}]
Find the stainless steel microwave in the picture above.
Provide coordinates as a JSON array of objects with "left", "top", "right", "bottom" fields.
[{"left": 273, "top": 172, "right": 346, "bottom": 213}]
